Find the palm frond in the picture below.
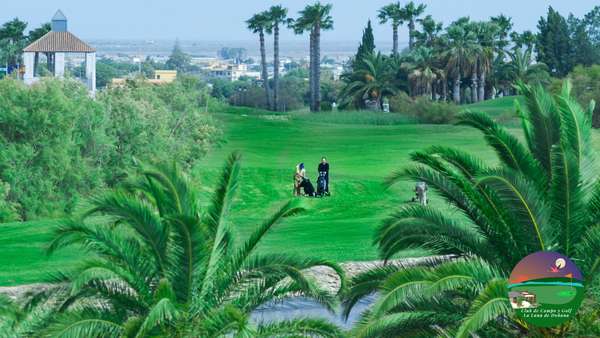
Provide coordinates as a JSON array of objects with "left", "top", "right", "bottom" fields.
[
  {"left": 455, "top": 278, "right": 512, "bottom": 338},
  {"left": 477, "top": 169, "right": 552, "bottom": 252},
  {"left": 457, "top": 110, "right": 546, "bottom": 190},
  {"left": 134, "top": 298, "right": 179, "bottom": 338},
  {"left": 255, "top": 318, "right": 344, "bottom": 338}
]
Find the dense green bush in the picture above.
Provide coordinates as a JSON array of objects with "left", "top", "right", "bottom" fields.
[
  {"left": 389, "top": 92, "right": 458, "bottom": 124},
  {"left": 0, "top": 77, "right": 220, "bottom": 221},
  {"left": 0, "top": 79, "right": 105, "bottom": 220},
  {"left": 557, "top": 65, "right": 600, "bottom": 128}
]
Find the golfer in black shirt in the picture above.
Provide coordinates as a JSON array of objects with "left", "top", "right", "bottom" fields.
[{"left": 318, "top": 157, "right": 330, "bottom": 195}]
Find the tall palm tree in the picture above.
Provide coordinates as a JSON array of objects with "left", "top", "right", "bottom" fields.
[
  {"left": 266, "top": 5, "right": 288, "bottom": 111},
  {"left": 247, "top": 13, "right": 272, "bottom": 110},
  {"left": 45, "top": 154, "right": 345, "bottom": 337},
  {"left": 293, "top": 2, "right": 334, "bottom": 112},
  {"left": 413, "top": 15, "right": 443, "bottom": 49},
  {"left": 377, "top": 2, "right": 403, "bottom": 55},
  {"left": 402, "top": 46, "right": 439, "bottom": 98},
  {"left": 472, "top": 21, "right": 499, "bottom": 102},
  {"left": 400, "top": 1, "right": 427, "bottom": 51},
  {"left": 340, "top": 52, "right": 397, "bottom": 109},
  {"left": 343, "top": 82, "right": 600, "bottom": 336},
  {"left": 443, "top": 20, "right": 477, "bottom": 104}
]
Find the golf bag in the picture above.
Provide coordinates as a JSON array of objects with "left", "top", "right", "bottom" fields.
[
  {"left": 301, "top": 178, "right": 316, "bottom": 196},
  {"left": 316, "top": 171, "right": 327, "bottom": 196}
]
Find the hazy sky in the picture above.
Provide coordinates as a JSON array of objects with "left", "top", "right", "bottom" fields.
[{"left": 4, "top": 1, "right": 598, "bottom": 42}]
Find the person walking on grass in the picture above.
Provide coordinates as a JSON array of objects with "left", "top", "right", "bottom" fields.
[{"left": 317, "top": 157, "right": 330, "bottom": 196}]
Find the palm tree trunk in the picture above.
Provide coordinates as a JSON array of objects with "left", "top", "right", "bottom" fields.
[
  {"left": 259, "top": 31, "right": 271, "bottom": 110},
  {"left": 408, "top": 19, "right": 415, "bottom": 50},
  {"left": 314, "top": 22, "right": 322, "bottom": 112},
  {"left": 273, "top": 23, "right": 280, "bottom": 111},
  {"left": 478, "top": 70, "right": 486, "bottom": 102},
  {"left": 309, "top": 28, "right": 315, "bottom": 112},
  {"left": 471, "top": 73, "right": 478, "bottom": 103},
  {"left": 453, "top": 76, "right": 460, "bottom": 104},
  {"left": 393, "top": 24, "right": 399, "bottom": 55},
  {"left": 442, "top": 77, "right": 448, "bottom": 102}
]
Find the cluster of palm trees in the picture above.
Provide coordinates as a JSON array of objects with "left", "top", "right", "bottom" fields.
[
  {"left": 341, "top": 82, "right": 600, "bottom": 336},
  {"left": 0, "top": 154, "right": 346, "bottom": 337},
  {"left": 341, "top": 2, "right": 551, "bottom": 110},
  {"left": 247, "top": 3, "right": 333, "bottom": 112},
  {"left": 247, "top": 2, "right": 550, "bottom": 113}
]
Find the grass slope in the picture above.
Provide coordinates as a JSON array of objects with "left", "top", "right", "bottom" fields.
[{"left": 0, "top": 96, "right": 579, "bottom": 286}]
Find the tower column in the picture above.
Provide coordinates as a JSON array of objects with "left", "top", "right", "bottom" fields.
[
  {"left": 54, "top": 52, "right": 65, "bottom": 77},
  {"left": 85, "top": 52, "right": 96, "bottom": 94},
  {"left": 23, "top": 52, "right": 35, "bottom": 84}
]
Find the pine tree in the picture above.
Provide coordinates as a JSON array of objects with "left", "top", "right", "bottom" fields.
[
  {"left": 165, "top": 39, "right": 190, "bottom": 73},
  {"left": 353, "top": 20, "right": 375, "bottom": 70},
  {"left": 568, "top": 15, "right": 596, "bottom": 67},
  {"left": 536, "top": 7, "right": 572, "bottom": 76}
]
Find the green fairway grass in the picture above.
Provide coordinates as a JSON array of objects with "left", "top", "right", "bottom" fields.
[{"left": 2, "top": 96, "right": 599, "bottom": 286}]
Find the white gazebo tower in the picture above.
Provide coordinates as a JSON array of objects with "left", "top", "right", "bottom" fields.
[{"left": 22, "top": 10, "right": 96, "bottom": 94}]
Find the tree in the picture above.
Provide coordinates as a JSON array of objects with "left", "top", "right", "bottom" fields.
[
  {"left": 503, "top": 47, "right": 550, "bottom": 86},
  {"left": 266, "top": 5, "right": 288, "bottom": 111},
  {"left": 583, "top": 6, "right": 600, "bottom": 46},
  {"left": 443, "top": 19, "right": 477, "bottom": 103},
  {"left": 343, "top": 83, "right": 600, "bottom": 336},
  {"left": 293, "top": 2, "right": 334, "bottom": 112},
  {"left": 402, "top": 47, "right": 439, "bottom": 99},
  {"left": 340, "top": 52, "right": 397, "bottom": 110},
  {"left": 46, "top": 154, "right": 346, "bottom": 337},
  {"left": 511, "top": 30, "right": 536, "bottom": 51},
  {"left": 413, "top": 15, "right": 443, "bottom": 49},
  {"left": 568, "top": 14, "right": 596, "bottom": 67},
  {"left": 0, "top": 288, "right": 68, "bottom": 336},
  {"left": 490, "top": 14, "right": 513, "bottom": 52},
  {"left": 217, "top": 47, "right": 247, "bottom": 63},
  {"left": 400, "top": 1, "right": 427, "bottom": 51},
  {"left": 353, "top": 20, "right": 375, "bottom": 71},
  {"left": 246, "top": 12, "right": 272, "bottom": 110},
  {"left": 471, "top": 21, "right": 499, "bottom": 101},
  {"left": 165, "top": 39, "right": 190, "bottom": 73},
  {"left": 536, "top": 7, "right": 572, "bottom": 76},
  {"left": 378, "top": 2, "right": 403, "bottom": 55},
  {"left": 0, "top": 18, "right": 28, "bottom": 71},
  {"left": 27, "top": 22, "right": 50, "bottom": 43}
]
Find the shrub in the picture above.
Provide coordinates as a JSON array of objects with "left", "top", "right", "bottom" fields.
[
  {"left": 389, "top": 92, "right": 458, "bottom": 124},
  {"left": 0, "top": 77, "right": 220, "bottom": 220}
]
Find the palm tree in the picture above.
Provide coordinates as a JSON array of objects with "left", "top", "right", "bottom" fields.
[
  {"left": 266, "top": 5, "right": 288, "bottom": 111},
  {"left": 504, "top": 47, "right": 550, "bottom": 86},
  {"left": 413, "top": 15, "right": 443, "bottom": 49},
  {"left": 45, "top": 154, "right": 345, "bottom": 337},
  {"left": 293, "top": 2, "right": 334, "bottom": 112},
  {"left": 340, "top": 52, "right": 397, "bottom": 110},
  {"left": 402, "top": 46, "right": 439, "bottom": 98},
  {"left": 0, "top": 288, "right": 67, "bottom": 336},
  {"left": 472, "top": 21, "right": 499, "bottom": 102},
  {"left": 400, "top": 1, "right": 427, "bottom": 51},
  {"left": 443, "top": 20, "right": 477, "bottom": 103},
  {"left": 247, "top": 13, "right": 272, "bottom": 110},
  {"left": 343, "top": 82, "right": 600, "bottom": 336},
  {"left": 377, "top": 2, "right": 403, "bottom": 55}
]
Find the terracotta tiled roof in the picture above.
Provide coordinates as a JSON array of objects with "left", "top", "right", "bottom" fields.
[{"left": 23, "top": 31, "right": 95, "bottom": 53}]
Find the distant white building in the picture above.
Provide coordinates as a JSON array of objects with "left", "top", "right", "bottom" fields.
[{"left": 204, "top": 63, "right": 259, "bottom": 81}]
